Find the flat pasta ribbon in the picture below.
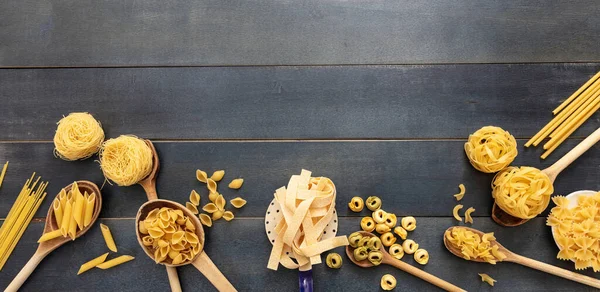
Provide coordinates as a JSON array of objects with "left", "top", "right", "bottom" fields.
[
  {"left": 267, "top": 170, "right": 349, "bottom": 271},
  {"left": 492, "top": 166, "right": 554, "bottom": 219},
  {"left": 464, "top": 126, "right": 517, "bottom": 173}
]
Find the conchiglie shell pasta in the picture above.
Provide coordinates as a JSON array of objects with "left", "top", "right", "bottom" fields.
[
  {"left": 230, "top": 197, "right": 247, "bottom": 208},
  {"left": 228, "top": 178, "right": 244, "bottom": 189},
  {"left": 200, "top": 214, "right": 212, "bottom": 227},
  {"left": 196, "top": 170, "right": 208, "bottom": 183},
  {"left": 210, "top": 170, "right": 225, "bottom": 182}
]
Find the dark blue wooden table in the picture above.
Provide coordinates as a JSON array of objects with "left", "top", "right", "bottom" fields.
[{"left": 1, "top": 1, "right": 600, "bottom": 291}]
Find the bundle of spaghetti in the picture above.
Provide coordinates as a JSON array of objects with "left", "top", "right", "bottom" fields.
[
  {"left": 0, "top": 173, "right": 48, "bottom": 270},
  {"left": 526, "top": 72, "right": 600, "bottom": 159},
  {"left": 54, "top": 112, "right": 105, "bottom": 161},
  {"left": 0, "top": 161, "right": 8, "bottom": 188},
  {"left": 99, "top": 135, "right": 153, "bottom": 186},
  {"left": 492, "top": 166, "right": 554, "bottom": 219},
  {"left": 267, "top": 170, "right": 349, "bottom": 270}
]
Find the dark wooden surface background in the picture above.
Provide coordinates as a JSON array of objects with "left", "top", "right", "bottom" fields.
[{"left": 1, "top": 1, "right": 600, "bottom": 291}]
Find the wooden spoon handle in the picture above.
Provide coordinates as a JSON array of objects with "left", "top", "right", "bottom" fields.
[
  {"left": 166, "top": 266, "right": 182, "bottom": 292},
  {"left": 510, "top": 254, "right": 600, "bottom": 288},
  {"left": 544, "top": 127, "right": 600, "bottom": 181},
  {"left": 386, "top": 257, "right": 465, "bottom": 292},
  {"left": 140, "top": 180, "right": 158, "bottom": 201},
  {"left": 192, "top": 251, "right": 237, "bottom": 292},
  {"left": 5, "top": 252, "right": 46, "bottom": 292}
]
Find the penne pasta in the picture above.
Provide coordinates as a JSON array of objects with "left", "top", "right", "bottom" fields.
[
  {"left": 60, "top": 200, "right": 73, "bottom": 237},
  {"left": 78, "top": 253, "right": 109, "bottom": 275},
  {"left": 73, "top": 189, "right": 86, "bottom": 230},
  {"left": 52, "top": 198, "right": 63, "bottom": 227},
  {"left": 84, "top": 193, "right": 96, "bottom": 227},
  {"left": 68, "top": 201, "right": 78, "bottom": 240},
  {"left": 95, "top": 255, "right": 134, "bottom": 270},
  {"left": 58, "top": 189, "right": 67, "bottom": 212},
  {"left": 100, "top": 223, "right": 118, "bottom": 252},
  {"left": 38, "top": 229, "right": 63, "bottom": 243}
]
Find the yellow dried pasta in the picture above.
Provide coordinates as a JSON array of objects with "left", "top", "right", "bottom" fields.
[
  {"left": 380, "top": 274, "right": 397, "bottom": 290},
  {"left": 53, "top": 112, "right": 104, "bottom": 161},
  {"left": 445, "top": 227, "right": 506, "bottom": 264},
  {"left": 78, "top": 253, "right": 108, "bottom": 275},
  {"left": 199, "top": 214, "right": 212, "bottom": 227},
  {"left": 223, "top": 211, "right": 234, "bottom": 221},
  {"left": 196, "top": 170, "right": 208, "bottom": 183},
  {"left": 189, "top": 190, "right": 200, "bottom": 206},
  {"left": 492, "top": 166, "right": 554, "bottom": 219},
  {"left": 453, "top": 204, "right": 463, "bottom": 222},
  {"left": 414, "top": 248, "right": 429, "bottom": 265},
  {"left": 228, "top": 178, "right": 244, "bottom": 189},
  {"left": 230, "top": 197, "right": 247, "bottom": 208},
  {"left": 464, "top": 207, "right": 475, "bottom": 224},
  {"left": 464, "top": 126, "right": 517, "bottom": 173},
  {"left": 210, "top": 170, "right": 225, "bottom": 182},
  {"left": 478, "top": 273, "right": 496, "bottom": 286},
  {"left": 454, "top": 184, "right": 465, "bottom": 201}
]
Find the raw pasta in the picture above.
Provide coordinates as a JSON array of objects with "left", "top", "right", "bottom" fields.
[
  {"left": 372, "top": 209, "right": 386, "bottom": 224},
  {"left": 189, "top": 190, "right": 200, "bottom": 206},
  {"left": 464, "top": 126, "right": 517, "bottom": 173},
  {"left": 84, "top": 193, "right": 96, "bottom": 227},
  {"left": 445, "top": 227, "right": 506, "bottom": 264},
  {"left": 267, "top": 170, "right": 349, "bottom": 271},
  {"left": 380, "top": 232, "right": 396, "bottom": 247},
  {"left": 210, "top": 170, "right": 225, "bottom": 182},
  {"left": 464, "top": 207, "right": 475, "bottom": 224},
  {"left": 199, "top": 214, "right": 212, "bottom": 227},
  {"left": 414, "top": 249, "right": 429, "bottom": 265},
  {"left": 228, "top": 178, "right": 244, "bottom": 189},
  {"left": 203, "top": 194, "right": 226, "bottom": 221},
  {"left": 0, "top": 161, "right": 8, "bottom": 189},
  {"left": 230, "top": 197, "right": 247, "bottom": 208},
  {"left": 53, "top": 199, "right": 63, "bottom": 227},
  {"left": 384, "top": 213, "right": 397, "bottom": 228},
  {"left": 223, "top": 211, "right": 234, "bottom": 221},
  {"left": 325, "top": 253, "right": 342, "bottom": 269},
  {"left": 78, "top": 253, "right": 109, "bottom": 275},
  {"left": 375, "top": 224, "right": 391, "bottom": 234},
  {"left": 401, "top": 216, "right": 417, "bottom": 231},
  {"left": 37, "top": 229, "right": 63, "bottom": 243},
  {"left": 53, "top": 112, "right": 105, "bottom": 161},
  {"left": 454, "top": 184, "right": 465, "bottom": 201},
  {"left": 380, "top": 274, "right": 397, "bottom": 291},
  {"left": 365, "top": 196, "right": 382, "bottom": 211},
  {"left": 453, "top": 205, "right": 463, "bottom": 222},
  {"left": 100, "top": 224, "right": 118, "bottom": 252},
  {"left": 348, "top": 197, "right": 364, "bottom": 212},
  {"left": 389, "top": 243, "right": 404, "bottom": 260},
  {"left": 368, "top": 250, "right": 383, "bottom": 265},
  {"left": 478, "top": 273, "right": 497, "bottom": 286},
  {"left": 402, "top": 239, "right": 419, "bottom": 254},
  {"left": 96, "top": 255, "right": 135, "bottom": 270},
  {"left": 361, "top": 217, "right": 375, "bottom": 232},
  {"left": 492, "top": 166, "right": 554, "bottom": 219},
  {"left": 186, "top": 202, "right": 199, "bottom": 215},
  {"left": 99, "top": 135, "right": 153, "bottom": 186},
  {"left": 196, "top": 170, "right": 208, "bottom": 183},
  {"left": 393, "top": 226, "right": 407, "bottom": 240}
]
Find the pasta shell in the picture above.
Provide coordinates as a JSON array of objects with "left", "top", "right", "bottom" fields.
[
  {"left": 176, "top": 217, "right": 186, "bottom": 225},
  {"left": 168, "top": 210, "right": 178, "bottom": 222},
  {"left": 196, "top": 169, "right": 208, "bottom": 183},
  {"left": 157, "top": 239, "right": 169, "bottom": 248},
  {"left": 212, "top": 210, "right": 224, "bottom": 221},
  {"left": 203, "top": 203, "right": 218, "bottom": 213},
  {"left": 171, "top": 242, "right": 185, "bottom": 251},
  {"left": 172, "top": 231, "right": 185, "bottom": 244},
  {"left": 172, "top": 253, "right": 185, "bottom": 265},
  {"left": 210, "top": 170, "right": 225, "bottom": 182},
  {"left": 199, "top": 214, "right": 212, "bottom": 227},
  {"left": 154, "top": 248, "right": 167, "bottom": 263},
  {"left": 193, "top": 242, "right": 202, "bottom": 254},
  {"left": 158, "top": 219, "right": 170, "bottom": 229},
  {"left": 142, "top": 236, "right": 154, "bottom": 246},
  {"left": 223, "top": 211, "right": 234, "bottom": 221},
  {"left": 159, "top": 209, "right": 170, "bottom": 221},
  {"left": 189, "top": 190, "right": 201, "bottom": 206},
  {"left": 208, "top": 192, "right": 219, "bottom": 202},
  {"left": 148, "top": 227, "right": 165, "bottom": 238},
  {"left": 230, "top": 197, "right": 247, "bottom": 209},
  {"left": 185, "top": 218, "right": 196, "bottom": 231},
  {"left": 185, "top": 232, "right": 199, "bottom": 244},
  {"left": 139, "top": 221, "right": 148, "bottom": 234},
  {"left": 186, "top": 202, "right": 199, "bottom": 214},
  {"left": 228, "top": 178, "right": 244, "bottom": 189},
  {"left": 168, "top": 249, "right": 180, "bottom": 260},
  {"left": 207, "top": 179, "right": 218, "bottom": 193},
  {"left": 146, "top": 208, "right": 160, "bottom": 221},
  {"left": 162, "top": 224, "right": 176, "bottom": 234},
  {"left": 215, "top": 194, "right": 226, "bottom": 210}
]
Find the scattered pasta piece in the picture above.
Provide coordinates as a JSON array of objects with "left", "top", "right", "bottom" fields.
[
  {"left": 207, "top": 178, "right": 218, "bottom": 193},
  {"left": 384, "top": 213, "right": 397, "bottom": 228},
  {"left": 365, "top": 196, "right": 382, "bottom": 211},
  {"left": 492, "top": 166, "right": 553, "bottom": 219},
  {"left": 212, "top": 210, "right": 224, "bottom": 221},
  {"left": 200, "top": 214, "right": 212, "bottom": 227},
  {"left": 464, "top": 207, "right": 475, "bottom": 224},
  {"left": 223, "top": 211, "right": 234, "bottom": 221},
  {"left": 445, "top": 227, "right": 505, "bottom": 264},
  {"left": 454, "top": 184, "right": 466, "bottom": 201},
  {"left": 453, "top": 204, "right": 463, "bottom": 222},
  {"left": 367, "top": 237, "right": 382, "bottom": 251},
  {"left": 464, "top": 126, "right": 517, "bottom": 173},
  {"left": 196, "top": 170, "right": 208, "bottom": 183},
  {"left": 389, "top": 244, "right": 404, "bottom": 260},
  {"left": 208, "top": 192, "right": 219, "bottom": 202},
  {"left": 78, "top": 253, "right": 109, "bottom": 275},
  {"left": 186, "top": 202, "right": 199, "bottom": 215},
  {"left": 414, "top": 249, "right": 429, "bottom": 265},
  {"left": 215, "top": 194, "right": 226, "bottom": 210},
  {"left": 368, "top": 250, "right": 383, "bottom": 266},
  {"left": 0, "top": 161, "right": 8, "bottom": 188},
  {"left": 401, "top": 216, "right": 417, "bottom": 231},
  {"left": 375, "top": 224, "right": 391, "bottom": 234},
  {"left": 348, "top": 232, "right": 363, "bottom": 248},
  {"left": 203, "top": 203, "right": 219, "bottom": 213},
  {"left": 189, "top": 190, "right": 200, "bottom": 206},
  {"left": 380, "top": 274, "right": 397, "bottom": 291},
  {"left": 230, "top": 197, "right": 247, "bottom": 208},
  {"left": 402, "top": 239, "right": 419, "bottom": 254},
  {"left": 38, "top": 229, "right": 63, "bottom": 243},
  {"left": 96, "top": 255, "right": 135, "bottom": 270},
  {"left": 228, "top": 178, "right": 244, "bottom": 189},
  {"left": 479, "top": 273, "right": 497, "bottom": 286},
  {"left": 354, "top": 246, "right": 369, "bottom": 261},
  {"left": 393, "top": 226, "right": 407, "bottom": 240},
  {"left": 326, "top": 253, "right": 343, "bottom": 269},
  {"left": 210, "top": 170, "right": 225, "bottom": 182},
  {"left": 100, "top": 224, "right": 118, "bottom": 252},
  {"left": 53, "top": 113, "right": 105, "bottom": 161},
  {"left": 380, "top": 232, "right": 396, "bottom": 247},
  {"left": 360, "top": 217, "right": 375, "bottom": 232},
  {"left": 372, "top": 209, "right": 386, "bottom": 224},
  {"left": 348, "top": 197, "right": 364, "bottom": 212}
]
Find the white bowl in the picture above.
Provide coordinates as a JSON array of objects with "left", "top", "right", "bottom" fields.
[{"left": 550, "top": 190, "right": 597, "bottom": 259}]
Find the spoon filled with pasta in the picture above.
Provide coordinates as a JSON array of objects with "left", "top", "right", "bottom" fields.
[
  {"left": 492, "top": 127, "right": 600, "bottom": 227},
  {"left": 6, "top": 181, "right": 102, "bottom": 291},
  {"left": 443, "top": 226, "right": 600, "bottom": 288},
  {"left": 346, "top": 231, "right": 466, "bottom": 292}
]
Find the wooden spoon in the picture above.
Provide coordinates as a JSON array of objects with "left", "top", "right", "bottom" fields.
[
  {"left": 6, "top": 181, "right": 102, "bottom": 292},
  {"left": 443, "top": 226, "right": 600, "bottom": 289},
  {"left": 346, "top": 231, "right": 465, "bottom": 292},
  {"left": 493, "top": 127, "right": 600, "bottom": 227},
  {"left": 136, "top": 140, "right": 181, "bottom": 292},
  {"left": 136, "top": 199, "right": 237, "bottom": 292}
]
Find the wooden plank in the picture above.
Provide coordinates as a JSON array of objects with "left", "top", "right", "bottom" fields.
[
  {"left": 1, "top": 64, "right": 600, "bottom": 140},
  {"left": 1, "top": 140, "right": 598, "bottom": 218},
  {"left": 1, "top": 1, "right": 599, "bottom": 66},
  {"left": 0, "top": 218, "right": 595, "bottom": 291}
]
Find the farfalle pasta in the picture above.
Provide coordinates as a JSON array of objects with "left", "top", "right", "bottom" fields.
[
  {"left": 492, "top": 166, "right": 554, "bottom": 219},
  {"left": 547, "top": 193, "right": 600, "bottom": 271},
  {"left": 464, "top": 126, "right": 517, "bottom": 173},
  {"left": 444, "top": 227, "right": 506, "bottom": 264}
]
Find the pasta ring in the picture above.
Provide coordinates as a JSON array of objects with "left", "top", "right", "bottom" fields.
[
  {"left": 367, "top": 236, "right": 382, "bottom": 251},
  {"left": 348, "top": 232, "right": 363, "bottom": 248},
  {"left": 372, "top": 209, "right": 386, "bottom": 224},
  {"left": 360, "top": 217, "right": 375, "bottom": 232},
  {"left": 366, "top": 196, "right": 382, "bottom": 211},
  {"left": 375, "top": 224, "right": 391, "bottom": 234},
  {"left": 368, "top": 250, "right": 383, "bottom": 266},
  {"left": 326, "top": 253, "right": 343, "bottom": 269},
  {"left": 401, "top": 216, "right": 417, "bottom": 231},
  {"left": 354, "top": 246, "right": 369, "bottom": 261},
  {"left": 358, "top": 236, "right": 370, "bottom": 248},
  {"left": 388, "top": 243, "right": 404, "bottom": 260},
  {"left": 403, "top": 239, "right": 419, "bottom": 254},
  {"left": 380, "top": 232, "right": 397, "bottom": 247},
  {"left": 414, "top": 249, "right": 429, "bottom": 265},
  {"left": 384, "top": 213, "right": 397, "bottom": 228},
  {"left": 393, "top": 226, "right": 407, "bottom": 240},
  {"left": 348, "top": 197, "right": 364, "bottom": 212},
  {"left": 380, "top": 274, "right": 397, "bottom": 291}
]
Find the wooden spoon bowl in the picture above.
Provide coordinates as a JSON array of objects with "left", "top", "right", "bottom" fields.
[
  {"left": 491, "top": 203, "right": 529, "bottom": 227},
  {"left": 135, "top": 199, "right": 205, "bottom": 267},
  {"left": 443, "top": 226, "right": 514, "bottom": 262}
]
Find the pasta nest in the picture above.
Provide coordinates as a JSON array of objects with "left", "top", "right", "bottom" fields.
[
  {"left": 53, "top": 112, "right": 105, "bottom": 161},
  {"left": 492, "top": 166, "right": 554, "bottom": 219},
  {"left": 464, "top": 126, "right": 517, "bottom": 173},
  {"left": 99, "top": 135, "right": 153, "bottom": 186}
]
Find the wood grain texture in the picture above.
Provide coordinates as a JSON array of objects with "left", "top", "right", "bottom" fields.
[
  {"left": 0, "top": 218, "right": 597, "bottom": 291},
  {"left": 1, "top": 140, "right": 598, "bottom": 218},
  {"left": 1, "top": 64, "right": 600, "bottom": 140},
  {"left": 1, "top": 1, "right": 600, "bottom": 66}
]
